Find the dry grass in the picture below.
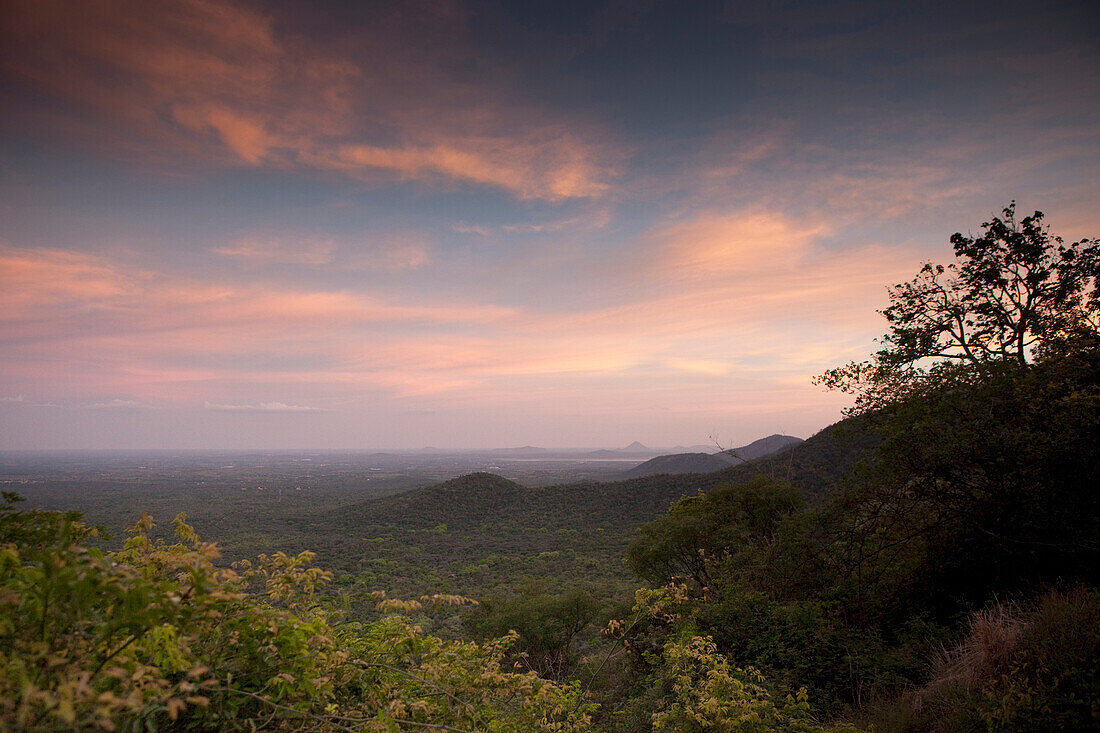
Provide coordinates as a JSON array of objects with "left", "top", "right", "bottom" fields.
[
  {"left": 928, "top": 602, "right": 1022, "bottom": 691},
  {"left": 876, "top": 587, "right": 1100, "bottom": 733}
]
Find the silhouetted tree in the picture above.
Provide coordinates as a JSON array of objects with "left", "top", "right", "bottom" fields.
[{"left": 818, "top": 203, "right": 1098, "bottom": 412}]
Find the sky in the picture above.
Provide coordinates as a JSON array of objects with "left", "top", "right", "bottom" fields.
[{"left": 0, "top": 0, "right": 1097, "bottom": 450}]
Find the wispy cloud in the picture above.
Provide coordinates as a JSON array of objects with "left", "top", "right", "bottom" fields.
[
  {"left": 0, "top": 203, "right": 922, "bottom": 410},
  {"left": 212, "top": 231, "right": 433, "bottom": 271},
  {"left": 0, "top": 206, "right": 912, "bottom": 413},
  {"left": 0, "top": 395, "right": 59, "bottom": 408},
  {"left": 82, "top": 399, "right": 153, "bottom": 410},
  {"left": 212, "top": 236, "right": 337, "bottom": 266},
  {"left": 204, "top": 401, "right": 328, "bottom": 413},
  {"left": 451, "top": 223, "right": 491, "bottom": 236},
  {"left": 664, "top": 358, "right": 730, "bottom": 376},
  {"left": 342, "top": 233, "right": 434, "bottom": 271},
  {"left": 652, "top": 210, "right": 832, "bottom": 280},
  {"left": 0, "top": 243, "right": 514, "bottom": 402}
]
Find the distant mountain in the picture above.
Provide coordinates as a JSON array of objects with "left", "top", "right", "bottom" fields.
[
  {"left": 623, "top": 452, "right": 740, "bottom": 476},
  {"left": 583, "top": 441, "right": 657, "bottom": 459},
  {"left": 485, "top": 446, "right": 548, "bottom": 456},
  {"left": 624, "top": 434, "right": 803, "bottom": 478},
  {"left": 729, "top": 433, "right": 804, "bottom": 461},
  {"left": 669, "top": 444, "right": 720, "bottom": 454}
]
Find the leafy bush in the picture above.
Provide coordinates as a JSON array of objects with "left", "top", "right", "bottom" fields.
[
  {"left": 0, "top": 493, "right": 595, "bottom": 730},
  {"left": 602, "top": 584, "right": 865, "bottom": 733}
]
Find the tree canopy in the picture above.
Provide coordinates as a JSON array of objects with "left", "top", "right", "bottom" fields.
[{"left": 818, "top": 203, "right": 1098, "bottom": 412}]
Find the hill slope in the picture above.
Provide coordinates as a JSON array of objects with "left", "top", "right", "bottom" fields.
[
  {"left": 624, "top": 433, "right": 803, "bottom": 478},
  {"left": 623, "top": 452, "right": 739, "bottom": 476},
  {"left": 378, "top": 472, "right": 525, "bottom": 524},
  {"left": 318, "top": 421, "right": 876, "bottom": 595}
]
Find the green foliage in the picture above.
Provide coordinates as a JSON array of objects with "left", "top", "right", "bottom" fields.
[
  {"left": 821, "top": 339, "right": 1100, "bottom": 624},
  {"left": 603, "top": 584, "right": 865, "bottom": 733},
  {"left": 650, "top": 635, "right": 854, "bottom": 733},
  {"left": 626, "top": 476, "right": 803, "bottom": 593},
  {"left": 466, "top": 580, "right": 602, "bottom": 681},
  {"left": 695, "top": 592, "right": 925, "bottom": 712},
  {"left": 0, "top": 495, "right": 595, "bottom": 731}
]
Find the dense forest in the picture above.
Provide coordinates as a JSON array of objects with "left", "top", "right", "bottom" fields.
[{"left": 2, "top": 205, "right": 1097, "bottom": 730}]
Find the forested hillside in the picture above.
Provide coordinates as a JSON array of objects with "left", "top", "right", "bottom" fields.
[{"left": 309, "top": 422, "right": 871, "bottom": 599}]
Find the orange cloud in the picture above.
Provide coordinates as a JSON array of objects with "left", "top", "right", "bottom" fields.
[
  {"left": 172, "top": 105, "right": 277, "bottom": 164},
  {"left": 655, "top": 211, "right": 832, "bottom": 278},
  {"left": 0, "top": 0, "right": 617, "bottom": 199},
  {"left": 314, "top": 132, "right": 609, "bottom": 201}
]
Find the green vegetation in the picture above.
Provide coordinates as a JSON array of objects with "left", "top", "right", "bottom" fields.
[
  {"left": 2, "top": 204, "right": 1096, "bottom": 730},
  {"left": 0, "top": 496, "right": 856, "bottom": 731},
  {"left": 0, "top": 494, "right": 595, "bottom": 730}
]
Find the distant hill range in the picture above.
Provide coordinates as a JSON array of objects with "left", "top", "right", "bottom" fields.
[
  {"left": 411, "top": 441, "right": 712, "bottom": 459},
  {"left": 316, "top": 418, "right": 878, "bottom": 589},
  {"left": 334, "top": 420, "right": 874, "bottom": 535},
  {"left": 623, "top": 434, "right": 803, "bottom": 478}
]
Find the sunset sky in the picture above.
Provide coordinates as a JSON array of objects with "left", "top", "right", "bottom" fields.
[{"left": 1, "top": 0, "right": 1097, "bottom": 450}]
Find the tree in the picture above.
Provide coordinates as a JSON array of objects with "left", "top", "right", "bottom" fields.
[
  {"left": 811, "top": 203, "right": 1100, "bottom": 621},
  {"left": 625, "top": 476, "right": 802, "bottom": 596},
  {"left": 818, "top": 203, "right": 1098, "bottom": 412},
  {"left": 466, "top": 581, "right": 601, "bottom": 681}
]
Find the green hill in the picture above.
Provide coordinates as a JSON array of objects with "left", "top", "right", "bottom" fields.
[
  {"left": 376, "top": 472, "right": 526, "bottom": 525},
  {"left": 319, "top": 420, "right": 876, "bottom": 596}
]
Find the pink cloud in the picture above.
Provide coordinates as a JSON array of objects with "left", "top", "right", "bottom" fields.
[
  {"left": 654, "top": 210, "right": 832, "bottom": 278},
  {"left": 212, "top": 231, "right": 433, "bottom": 271},
  {"left": 0, "top": 244, "right": 514, "bottom": 400},
  {"left": 0, "top": 205, "right": 923, "bottom": 416},
  {"left": 0, "top": 246, "right": 139, "bottom": 315},
  {"left": 212, "top": 236, "right": 337, "bottom": 266}
]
